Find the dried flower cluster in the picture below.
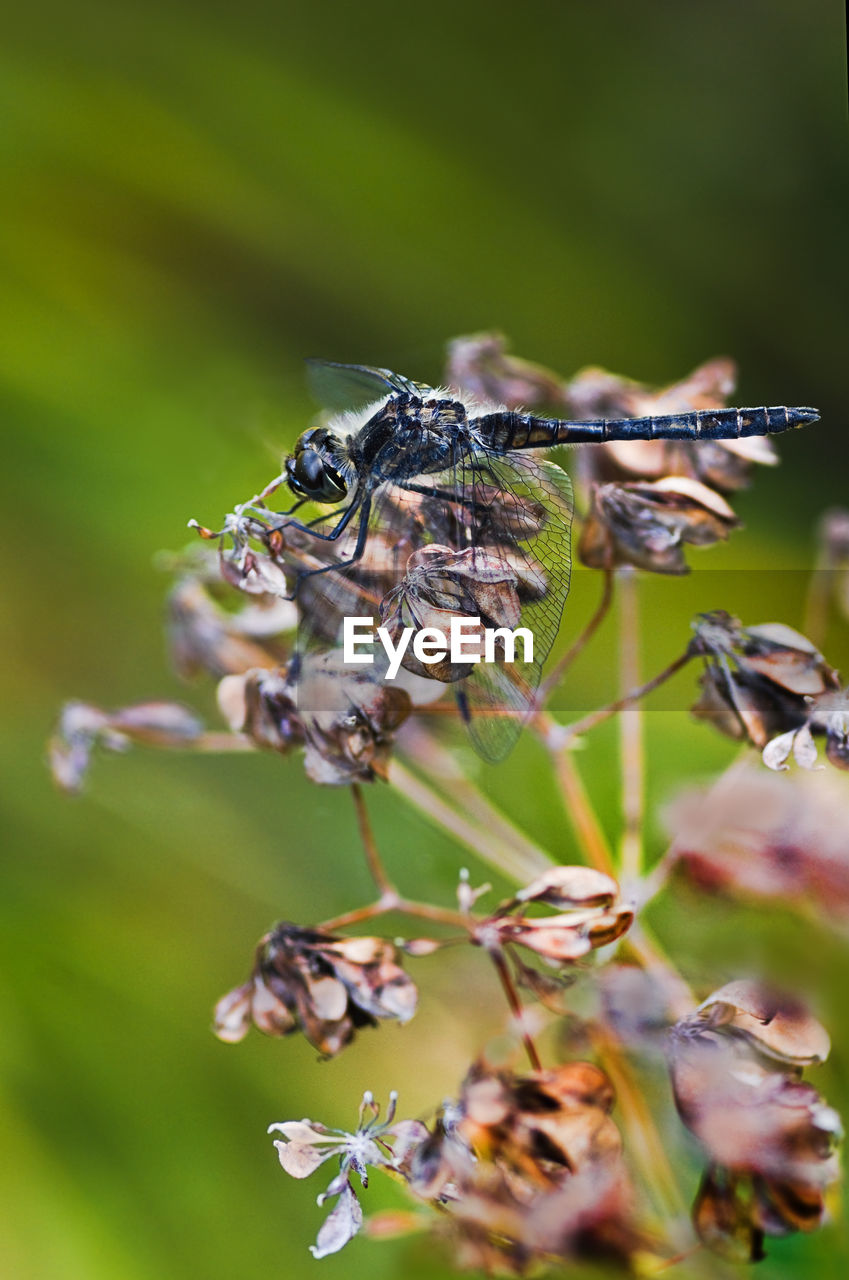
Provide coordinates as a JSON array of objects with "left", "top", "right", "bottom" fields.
[
  {"left": 51, "top": 335, "right": 845, "bottom": 1273},
  {"left": 668, "top": 982, "right": 840, "bottom": 1261}
]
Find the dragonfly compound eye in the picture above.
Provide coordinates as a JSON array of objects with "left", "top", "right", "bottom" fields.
[{"left": 286, "top": 447, "right": 348, "bottom": 503}]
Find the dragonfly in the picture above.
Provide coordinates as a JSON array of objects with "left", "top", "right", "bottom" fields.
[{"left": 259, "top": 360, "right": 818, "bottom": 762}]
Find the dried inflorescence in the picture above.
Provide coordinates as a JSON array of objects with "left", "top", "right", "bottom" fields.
[
  {"left": 49, "top": 698, "right": 205, "bottom": 794},
  {"left": 478, "top": 866, "right": 634, "bottom": 965},
  {"left": 665, "top": 764, "right": 849, "bottom": 919},
  {"left": 49, "top": 336, "right": 846, "bottom": 1273},
  {"left": 668, "top": 981, "right": 841, "bottom": 1261},
  {"left": 270, "top": 1064, "right": 638, "bottom": 1271},
  {"left": 579, "top": 476, "right": 740, "bottom": 574},
  {"left": 214, "top": 923, "right": 418, "bottom": 1055},
  {"left": 216, "top": 656, "right": 413, "bottom": 784},
  {"left": 689, "top": 611, "right": 840, "bottom": 745}
]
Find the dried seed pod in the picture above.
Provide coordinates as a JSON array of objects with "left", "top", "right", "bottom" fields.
[
  {"left": 579, "top": 477, "right": 740, "bottom": 574},
  {"left": 668, "top": 985, "right": 842, "bottom": 1259},
  {"left": 214, "top": 923, "right": 418, "bottom": 1056},
  {"left": 664, "top": 764, "right": 849, "bottom": 919},
  {"left": 446, "top": 331, "right": 567, "bottom": 410},
  {"left": 380, "top": 545, "right": 524, "bottom": 683},
  {"left": 691, "top": 612, "right": 839, "bottom": 748},
  {"left": 480, "top": 865, "right": 633, "bottom": 966}
]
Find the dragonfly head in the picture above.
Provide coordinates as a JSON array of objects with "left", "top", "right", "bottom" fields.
[{"left": 285, "top": 428, "right": 349, "bottom": 505}]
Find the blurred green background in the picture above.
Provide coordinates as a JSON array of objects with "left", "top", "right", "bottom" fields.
[{"left": 2, "top": 1, "right": 849, "bottom": 1276}]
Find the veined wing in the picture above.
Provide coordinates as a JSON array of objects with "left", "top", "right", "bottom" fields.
[
  {"left": 305, "top": 359, "right": 433, "bottom": 412},
  {"left": 288, "top": 445, "right": 573, "bottom": 761},
  {"left": 437, "top": 445, "right": 573, "bottom": 760}
]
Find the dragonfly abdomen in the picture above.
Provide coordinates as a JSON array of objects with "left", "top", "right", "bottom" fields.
[{"left": 480, "top": 405, "right": 818, "bottom": 449}]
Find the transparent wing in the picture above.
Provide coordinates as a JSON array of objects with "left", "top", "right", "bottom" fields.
[
  {"left": 305, "top": 359, "right": 432, "bottom": 412},
  {"left": 288, "top": 444, "right": 573, "bottom": 762},
  {"left": 444, "top": 447, "right": 573, "bottom": 760}
]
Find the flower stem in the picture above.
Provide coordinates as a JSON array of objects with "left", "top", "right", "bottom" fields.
[
  {"left": 590, "top": 1029, "right": 687, "bottom": 1220},
  {"left": 553, "top": 649, "right": 694, "bottom": 744},
  {"left": 389, "top": 759, "right": 552, "bottom": 883},
  {"left": 319, "top": 896, "right": 474, "bottom": 934},
  {"left": 542, "top": 732, "right": 616, "bottom": 877},
  {"left": 487, "top": 947, "right": 542, "bottom": 1070},
  {"left": 618, "top": 568, "right": 644, "bottom": 883},
  {"left": 351, "top": 783, "right": 396, "bottom": 897},
  {"left": 538, "top": 568, "right": 615, "bottom": 701}
]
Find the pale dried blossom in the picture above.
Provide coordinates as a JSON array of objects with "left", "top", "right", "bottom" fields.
[
  {"left": 214, "top": 924, "right": 418, "bottom": 1056},
  {"left": 668, "top": 981, "right": 841, "bottom": 1260},
  {"left": 168, "top": 574, "right": 289, "bottom": 678},
  {"left": 579, "top": 477, "right": 740, "bottom": 574},
  {"left": 763, "top": 688, "right": 849, "bottom": 774},
  {"left": 268, "top": 1091, "right": 427, "bottom": 1258}
]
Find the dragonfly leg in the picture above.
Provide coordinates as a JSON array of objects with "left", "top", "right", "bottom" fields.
[
  {"left": 293, "top": 495, "right": 373, "bottom": 587},
  {"left": 271, "top": 496, "right": 361, "bottom": 543},
  {"left": 398, "top": 481, "right": 494, "bottom": 514}
]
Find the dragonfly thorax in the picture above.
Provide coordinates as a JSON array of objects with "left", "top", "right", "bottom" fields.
[{"left": 285, "top": 427, "right": 350, "bottom": 504}]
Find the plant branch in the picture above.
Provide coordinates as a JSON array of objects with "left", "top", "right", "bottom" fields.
[
  {"left": 351, "top": 783, "right": 396, "bottom": 897},
  {"left": 538, "top": 568, "right": 615, "bottom": 702},
  {"left": 487, "top": 947, "right": 542, "bottom": 1070},
  {"left": 550, "top": 648, "right": 694, "bottom": 745},
  {"left": 618, "top": 568, "right": 644, "bottom": 882},
  {"left": 389, "top": 759, "right": 552, "bottom": 884}
]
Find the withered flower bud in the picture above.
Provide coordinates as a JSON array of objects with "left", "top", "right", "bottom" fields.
[
  {"left": 446, "top": 332, "right": 566, "bottom": 410},
  {"left": 566, "top": 356, "right": 777, "bottom": 493},
  {"left": 380, "top": 546, "right": 524, "bottom": 683},
  {"left": 478, "top": 866, "right": 633, "bottom": 964},
  {"left": 214, "top": 924, "right": 418, "bottom": 1056},
  {"left": 690, "top": 612, "right": 839, "bottom": 748},
  {"left": 412, "top": 1061, "right": 638, "bottom": 1270},
  {"left": 664, "top": 765, "right": 849, "bottom": 919},
  {"left": 216, "top": 654, "right": 411, "bottom": 785},
  {"left": 168, "top": 576, "right": 287, "bottom": 679},
  {"left": 49, "top": 699, "right": 204, "bottom": 793},
  {"left": 579, "top": 477, "right": 739, "bottom": 574},
  {"left": 668, "top": 981, "right": 841, "bottom": 1260}
]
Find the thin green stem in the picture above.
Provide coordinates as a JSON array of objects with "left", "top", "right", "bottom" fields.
[
  {"left": 487, "top": 948, "right": 542, "bottom": 1070},
  {"left": 552, "top": 648, "right": 694, "bottom": 745},
  {"left": 389, "top": 759, "right": 552, "bottom": 884},
  {"left": 618, "top": 568, "right": 644, "bottom": 882},
  {"left": 538, "top": 568, "right": 615, "bottom": 701}
]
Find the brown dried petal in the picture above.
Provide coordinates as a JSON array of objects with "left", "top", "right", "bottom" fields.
[
  {"left": 514, "top": 866, "right": 618, "bottom": 910},
  {"left": 446, "top": 332, "right": 567, "bottom": 410},
  {"left": 579, "top": 478, "right": 739, "bottom": 574},
  {"left": 697, "top": 981, "right": 831, "bottom": 1065}
]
